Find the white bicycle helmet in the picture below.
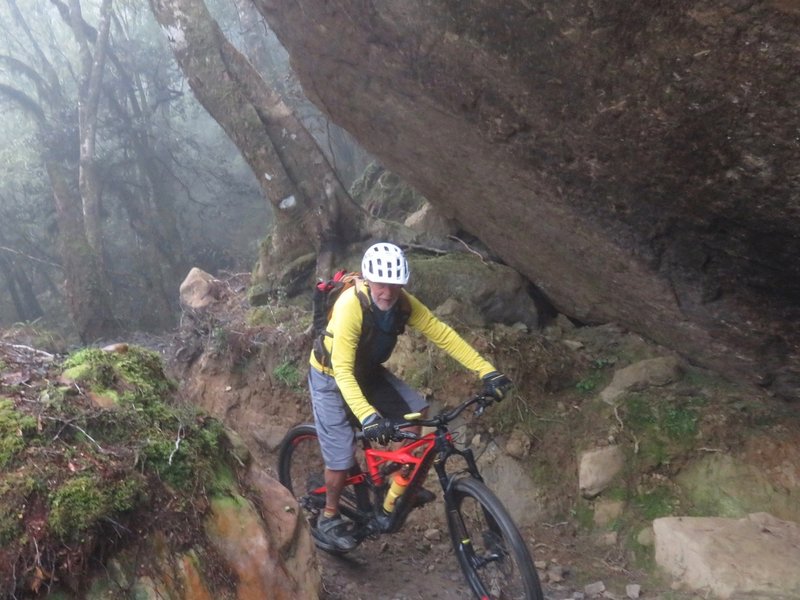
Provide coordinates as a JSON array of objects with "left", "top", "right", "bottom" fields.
[{"left": 361, "top": 243, "right": 410, "bottom": 284}]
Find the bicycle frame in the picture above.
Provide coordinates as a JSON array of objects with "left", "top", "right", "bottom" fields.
[
  {"left": 283, "top": 394, "right": 544, "bottom": 600},
  {"left": 307, "top": 416, "right": 485, "bottom": 540}
]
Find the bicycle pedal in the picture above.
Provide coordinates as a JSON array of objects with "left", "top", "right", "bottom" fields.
[{"left": 375, "top": 511, "right": 393, "bottom": 533}]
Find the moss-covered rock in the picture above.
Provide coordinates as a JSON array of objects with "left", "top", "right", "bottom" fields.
[
  {"left": 0, "top": 345, "right": 249, "bottom": 596},
  {"left": 0, "top": 397, "right": 36, "bottom": 468}
]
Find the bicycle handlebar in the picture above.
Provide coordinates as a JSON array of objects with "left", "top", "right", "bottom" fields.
[
  {"left": 389, "top": 393, "right": 495, "bottom": 441},
  {"left": 354, "top": 393, "right": 496, "bottom": 443}
]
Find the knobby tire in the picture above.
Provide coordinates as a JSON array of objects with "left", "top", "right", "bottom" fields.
[
  {"left": 277, "top": 424, "right": 366, "bottom": 554},
  {"left": 446, "top": 477, "right": 543, "bottom": 600}
]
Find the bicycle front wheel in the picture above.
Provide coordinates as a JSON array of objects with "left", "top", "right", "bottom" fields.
[{"left": 446, "top": 477, "right": 543, "bottom": 600}]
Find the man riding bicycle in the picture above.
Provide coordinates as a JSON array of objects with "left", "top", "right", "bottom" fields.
[{"left": 308, "top": 242, "right": 512, "bottom": 552}]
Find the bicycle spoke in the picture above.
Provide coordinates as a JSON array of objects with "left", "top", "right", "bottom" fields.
[
  {"left": 279, "top": 429, "right": 326, "bottom": 516},
  {"left": 447, "top": 478, "right": 542, "bottom": 600}
]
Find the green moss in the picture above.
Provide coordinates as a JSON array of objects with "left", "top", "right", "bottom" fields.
[
  {"left": 572, "top": 498, "right": 595, "bottom": 530},
  {"left": 211, "top": 462, "right": 237, "bottom": 496},
  {"left": 247, "top": 305, "right": 310, "bottom": 330},
  {"left": 621, "top": 393, "right": 702, "bottom": 469},
  {"left": 48, "top": 474, "right": 143, "bottom": 540},
  {"left": 55, "top": 346, "right": 230, "bottom": 492},
  {"left": 604, "top": 486, "right": 628, "bottom": 502},
  {"left": 0, "top": 473, "right": 38, "bottom": 544},
  {"left": 633, "top": 485, "right": 678, "bottom": 521},
  {"left": 62, "top": 346, "right": 176, "bottom": 408},
  {"left": 247, "top": 282, "right": 273, "bottom": 307},
  {"left": 574, "top": 358, "right": 612, "bottom": 394},
  {"left": 141, "top": 417, "right": 226, "bottom": 491},
  {"left": 0, "top": 398, "right": 37, "bottom": 467},
  {"left": 0, "top": 341, "right": 249, "bottom": 597},
  {"left": 663, "top": 403, "right": 700, "bottom": 440}
]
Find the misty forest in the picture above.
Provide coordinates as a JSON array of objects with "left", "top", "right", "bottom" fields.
[
  {"left": 0, "top": 0, "right": 374, "bottom": 343},
  {"left": 1, "top": 1, "right": 799, "bottom": 599}
]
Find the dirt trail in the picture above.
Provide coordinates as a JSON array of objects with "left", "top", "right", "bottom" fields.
[
  {"left": 310, "top": 496, "right": 700, "bottom": 600},
  {"left": 315, "top": 511, "right": 494, "bottom": 599},
  {"left": 313, "top": 500, "right": 576, "bottom": 600}
]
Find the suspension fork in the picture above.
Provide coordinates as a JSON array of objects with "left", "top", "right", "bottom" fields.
[
  {"left": 434, "top": 437, "right": 484, "bottom": 492},
  {"left": 436, "top": 439, "right": 486, "bottom": 551}
]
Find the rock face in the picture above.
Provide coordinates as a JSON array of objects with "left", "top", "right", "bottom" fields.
[
  {"left": 654, "top": 513, "right": 800, "bottom": 599},
  {"left": 253, "top": 0, "right": 800, "bottom": 398}
]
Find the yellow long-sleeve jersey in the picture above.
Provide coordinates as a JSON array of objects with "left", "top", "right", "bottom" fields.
[{"left": 309, "top": 283, "right": 496, "bottom": 423}]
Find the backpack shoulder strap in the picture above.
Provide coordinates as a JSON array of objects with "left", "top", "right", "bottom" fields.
[
  {"left": 392, "top": 290, "right": 411, "bottom": 334},
  {"left": 353, "top": 279, "right": 370, "bottom": 308}
]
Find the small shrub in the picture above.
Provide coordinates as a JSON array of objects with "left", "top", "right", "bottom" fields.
[{"left": 273, "top": 361, "right": 302, "bottom": 390}]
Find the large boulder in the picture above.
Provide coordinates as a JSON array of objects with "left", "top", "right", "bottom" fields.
[
  {"left": 408, "top": 253, "right": 540, "bottom": 329},
  {"left": 654, "top": 513, "right": 800, "bottom": 599},
  {"left": 253, "top": 0, "right": 800, "bottom": 399}
]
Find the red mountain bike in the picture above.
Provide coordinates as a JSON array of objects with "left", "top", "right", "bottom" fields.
[{"left": 277, "top": 393, "right": 544, "bottom": 600}]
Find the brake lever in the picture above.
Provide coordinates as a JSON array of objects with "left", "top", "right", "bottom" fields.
[{"left": 473, "top": 395, "right": 494, "bottom": 417}]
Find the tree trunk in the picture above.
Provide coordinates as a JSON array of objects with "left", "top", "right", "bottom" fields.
[
  {"left": 0, "top": 256, "right": 30, "bottom": 322},
  {"left": 69, "top": 0, "right": 113, "bottom": 267},
  {"left": 148, "top": 0, "right": 365, "bottom": 284},
  {"left": 11, "top": 262, "right": 44, "bottom": 322},
  {"left": 45, "top": 157, "right": 119, "bottom": 343},
  {"left": 3, "top": 0, "right": 120, "bottom": 341}
]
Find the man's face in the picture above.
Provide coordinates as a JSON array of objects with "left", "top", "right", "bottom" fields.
[{"left": 369, "top": 281, "right": 403, "bottom": 311}]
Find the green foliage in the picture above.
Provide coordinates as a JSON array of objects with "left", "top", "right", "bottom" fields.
[
  {"left": 273, "top": 360, "right": 302, "bottom": 390},
  {"left": 0, "top": 398, "right": 37, "bottom": 468},
  {"left": 60, "top": 347, "right": 229, "bottom": 492}
]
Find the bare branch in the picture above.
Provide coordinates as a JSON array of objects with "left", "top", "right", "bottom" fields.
[
  {"left": 447, "top": 235, "right": 490, "bottom": 264},
  {"left": 0, "top": 83, "right": 46, "bottom": 123},
  {"left": 168, "top": 425, "right": 184, "bottom": 465},
  {"left": 0, "top": 246, "right": 61, "bottom": 268}
]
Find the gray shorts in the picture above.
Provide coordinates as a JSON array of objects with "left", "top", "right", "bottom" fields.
[{"left": 308, "top": 366, "right": 428, "bottom": 470}]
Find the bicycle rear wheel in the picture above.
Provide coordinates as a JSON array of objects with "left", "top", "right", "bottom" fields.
[
  {"left": 277, "top": 424, "right": 369, "bottom": 524},
  {"left": 446, "top": 477, "right": 543, "bottom": 600},
  {"left": 277, "top": 425, "right": 327, "bottom": 513}
]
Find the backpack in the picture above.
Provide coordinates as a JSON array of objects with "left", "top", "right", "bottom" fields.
[
  {"left": 312, "top": 270, "right": 364, "bottom": 335},
  {"left": 311, "top": 270, "right": 411, "bottom": 368}
]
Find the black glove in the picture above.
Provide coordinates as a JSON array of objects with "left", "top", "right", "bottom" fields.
[
  {"left": 362, "top": 414, "right": 394, "bottom": 445},
  {"left": 482, "top": 371, "right": 513, "bottom": 401}
]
